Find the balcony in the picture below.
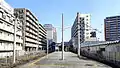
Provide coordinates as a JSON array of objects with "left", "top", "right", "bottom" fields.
[
  {"left": 26, "top": 15, "right": 38, "bottom": 29},
  {"left": 25, "top": 42, "right": 38, "bottom": 47},
  {"left": 26, "top": 37, "right": 39, "bottom": 44}
]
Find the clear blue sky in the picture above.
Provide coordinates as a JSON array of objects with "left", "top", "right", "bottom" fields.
[{"left": 6, "top": 0, "right": 120, "bottom": 42}]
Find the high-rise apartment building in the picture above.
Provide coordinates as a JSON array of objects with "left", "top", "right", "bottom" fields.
[
  {"left": 14, "top": 8, "right": 47, "bottom": 51},
  {"left": 0, "top": 0, "right": 23, "bottom": 58},
  {"left": 38, "top": 24, "right": 47, "bottom": 50},
  {"left": 104, "top": 16, "right": 120, "bottom": 41},
  {"left": 44, "top": 24, "right": 57, "bottom": 43},
  {"left": 71, "top": 12, "right": 91, "bottom": 48},
  {"left": 0, "top": 0, "right": 47, "bottom": 58}
]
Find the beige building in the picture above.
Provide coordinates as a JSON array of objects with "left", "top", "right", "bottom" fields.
[
  {"left": 0, "top": 0, "right": 47, "bottom": 58},
  {"left": 14, "top": 8, "right": 47, "bottom": 51}
]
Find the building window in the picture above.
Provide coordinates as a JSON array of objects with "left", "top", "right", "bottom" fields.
[
  {"left": 86, "top": 37, "right": 89, "bottom": 39},
  {"left": 86, "top": 19, "right": 88, "bottom": 21},
  {"left": 0, "top": 42, "right": 2, "bottom": 46},
  {"left": 8, "top": 33, "right": 10, "bottom": 36},
  {"left": 9, "top": 18, "right": 13, "bottom": 23},
  {"left": 7, "top": 23, "right": 10, "bottom": 27},
  {"left": 19, "top": 36, "right": 21, "bottom": 39},
  {"left": 6, "top": 16, "right": 10, "bottom": 22},
  {"left": 0, "top": 12, "right": 3, "bottom": 18},
  {"left": 86, "top": 25, "right": 89, "bottom": 28},
  {"left": 86, "top": 22, "right": 88, "bottom": 24},
  {"left": 0, "top": 21, "right": 3, "bottom": 24},
  {"left": 86, "top": 29, "right": 89, "bottom": 31},
  {"left": 2, "top": 13, "right": 6, "bottom": 19},
  {"left": 0, "top": 31, "right": 2, "bottom": 34},
  {"left": 86, "top": 33, "right": 89, "bottom": 35}
]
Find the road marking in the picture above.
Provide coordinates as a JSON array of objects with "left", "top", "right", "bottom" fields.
[
  {"left": 28, "top": 53, "right": 54, "bottom": 66},
  {"left": 94, "top": 64, "right": 97, "bottom": 68},
  {"left": 32, "top": 64, "right": 71, "bottom": 66}
]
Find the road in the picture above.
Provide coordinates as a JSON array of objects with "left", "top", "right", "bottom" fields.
[{"left": 17, "top": 52, "right": 112, "bottom": 68}]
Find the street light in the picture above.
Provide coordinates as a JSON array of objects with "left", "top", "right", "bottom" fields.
[{"left": 61, "top": 13, "right": 64, "bottom": 60}]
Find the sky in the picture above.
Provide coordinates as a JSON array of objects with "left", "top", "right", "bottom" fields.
[{"left": 6, "top": 0, "right": 120, "bottom": 43}]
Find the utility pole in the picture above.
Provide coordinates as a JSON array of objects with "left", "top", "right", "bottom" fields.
[
  {"left": 47, "top": 39, "right": 48, "bottom": 58},
  {"left": 77, "top": 12, "right": 80, "bottom": 57},
  {"left": 62, "top": 13, "right": 64, "bottom": 60},
  {"left": 13, "top": 12, "right": 19, "bottom": 64},
  {"left": 13, "top": 17, "right": 17, "bottom": 63}
]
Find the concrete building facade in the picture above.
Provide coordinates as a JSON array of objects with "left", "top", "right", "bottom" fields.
[
  {"left": 14, "top": 8, "right": 47, "bottom": 51},
  {"left": 44, "top": 24, "right": 57, "bottom": 43},
  {"left": 104, "top": 16, "right": 120, "bottom": 41},
  {"left": 38, "top": 24, "right": 47, "bottom": 50},
  {"left": 0, "top": 0, "right": 47, "bottom": 58},
  {"left": 0, "top": 0, "right": 23, "bottom": 58},
  {"left": 71, "top": 12, "right": 91, "bottom": 48}
]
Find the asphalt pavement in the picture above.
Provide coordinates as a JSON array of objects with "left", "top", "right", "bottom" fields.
[{"left": 17, "top": 51, "right": 112, "bottom": 68}]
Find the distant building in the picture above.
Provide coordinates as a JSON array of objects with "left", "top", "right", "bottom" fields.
[
  {"left": 90, "top": 31, "right": 96, "bottom": 37},
  {"left": 44, "top": 24, "right": 57, "bottom": 43},
  {"left": 53, "top": 27, "right": 57, "bottom": 43},
  {"left": 104, "top": 16, "right": 120, "bottom": 41},
  {"left": 86, "top": 31, "right": 97, "bottom": 41},
  {"left": 71, "top": 12, "right": 91, "bottom": 48}
]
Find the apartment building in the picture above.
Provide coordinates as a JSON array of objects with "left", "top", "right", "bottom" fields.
[
  {"left": 71, "top": 12, "right": 91, "bottom": 48},
  {"left": 14, "top": 8, "right": 47, "bottom": 51},
  {"left": 38, "top": 24, "right": 47, "bottom": 50},
  {"left": 0, "top": 0, "right": 23, "bottom": 58},
  {"left": 104, "top": 16, "right": 120, "bottom": 41}
]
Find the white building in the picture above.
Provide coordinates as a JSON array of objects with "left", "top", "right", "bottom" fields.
[
  {"left": 0, "top": 0, "right": 23, "bottom": 58},
  {"left": 44, "top": 24, "right": 57, "bottom": 43},
  {"left": 71, "top": 12, "right": 91, "bottom": 49}
]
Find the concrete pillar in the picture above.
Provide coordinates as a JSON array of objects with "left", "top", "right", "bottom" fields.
[
  {"left": 34, "top": 48, "right": 36, "bottom": 51},
  {"left": 27, "top": 48, "right": 29, "bottom": 51},
  {"left": 36, "top": 47, "right": 38, "bottom": 51},
  {"left": 30, "top": 48, "right": 32, "bottom": 51}
]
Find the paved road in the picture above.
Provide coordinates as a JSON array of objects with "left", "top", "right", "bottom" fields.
[{"left": 17, "top": 52, "right": 112, "bottom": 68}]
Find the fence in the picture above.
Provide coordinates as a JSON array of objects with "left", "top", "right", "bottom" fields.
[{"left": 0, "top": 50, "right": 46, "bottom": 68}]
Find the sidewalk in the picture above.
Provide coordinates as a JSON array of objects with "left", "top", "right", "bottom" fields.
[{"left": 17, "top": 52, "right": 111, "bottom": 68}]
